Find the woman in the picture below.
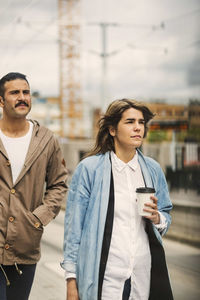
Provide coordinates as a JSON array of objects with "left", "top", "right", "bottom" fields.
[{"left": 61, "top": 99, "right": 173, "bottom": 300}]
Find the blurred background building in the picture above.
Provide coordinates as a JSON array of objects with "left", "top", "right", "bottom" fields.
[
  {"left": 0, "top": 0, "right": 200, "bottom": 191},
  {"left": 0, "top": 0, "right": 200, "bottom": 257}
]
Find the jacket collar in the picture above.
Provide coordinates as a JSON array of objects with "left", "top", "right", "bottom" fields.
[
  {"left": 15, "top": 120, "right": 53, "bottom": 186},
  {"left": 98, "top": 152, "right": 112, "bottom": 231},
  {"left": 0, "top": 137, "right": 8, "bottom": 159},
  {"left": 24, "top": 120, "right": 46, "bottom": 163}
]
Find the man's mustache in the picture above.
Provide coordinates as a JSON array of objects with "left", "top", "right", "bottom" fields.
[{"left": 15, "top": 101, "right": 29, "bottom": 108}]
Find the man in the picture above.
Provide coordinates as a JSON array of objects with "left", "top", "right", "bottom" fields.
[
  {"left": 0, "top": 72, "right": 68, "bottom": 300},
  {"left": 61, "top": 99, "right": 173, "bottom": 299}
]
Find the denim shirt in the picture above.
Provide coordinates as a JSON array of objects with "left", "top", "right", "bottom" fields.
[{"left": 61, "top": 150, "right": 172, "bottom": 300}]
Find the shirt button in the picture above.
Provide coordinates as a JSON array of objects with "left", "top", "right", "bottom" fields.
[
  {"left": 10, "top": 189, "right": 15, "bottom": 194},
  {"left": 9, "top": 216, "right": 14, "bottom": 222},
  {"left": 5, "top": 244, "right": 10, "bottom": 250}
]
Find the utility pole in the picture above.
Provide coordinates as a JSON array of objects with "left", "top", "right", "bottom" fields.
[
  {"left": 88, "top": 21, "right": 166, "bottom": 111},
  {"left": 88, "top": 22, "right": 119, "bottom": 111}
]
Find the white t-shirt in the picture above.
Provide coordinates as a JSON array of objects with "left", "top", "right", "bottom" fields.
[{"left": 0, "top": 121, "right": 33, "bottom": 183}]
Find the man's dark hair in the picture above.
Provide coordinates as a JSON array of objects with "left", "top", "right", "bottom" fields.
[{"left": 0, "top": 72, "right": 29, "bottom": 97}]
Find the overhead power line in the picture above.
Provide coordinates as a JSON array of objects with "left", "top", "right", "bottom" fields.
[
  {"left": 163, "top": 7, "right": 200, "bottom": 23},
  {"left": 0, "top": 0, "right": 38, "bottom": 34}
]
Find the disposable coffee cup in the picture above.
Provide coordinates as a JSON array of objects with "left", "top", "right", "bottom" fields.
[{"left": 136, "top": 187, "right": 156, "bottom": 216}]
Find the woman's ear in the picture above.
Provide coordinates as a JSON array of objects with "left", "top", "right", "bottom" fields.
[{"left": 109, "top": 126, "right": 116, "bottom": 137}]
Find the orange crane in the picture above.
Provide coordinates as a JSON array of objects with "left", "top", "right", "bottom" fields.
[{"left": 58, "top": 0, "right": 83, "bottom": 138}]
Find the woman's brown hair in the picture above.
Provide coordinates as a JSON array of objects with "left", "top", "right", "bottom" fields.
[{"left": 86, "top": 98, "right": 155, "bottom": 157}]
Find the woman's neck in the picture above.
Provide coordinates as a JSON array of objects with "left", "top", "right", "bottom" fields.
[{"left": 114, "top": 148, "right": 136, "bottom": 163}]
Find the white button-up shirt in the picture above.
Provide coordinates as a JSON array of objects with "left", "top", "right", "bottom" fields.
[{"left": 102, "top": 151, "right": 165, "bottom": 299}]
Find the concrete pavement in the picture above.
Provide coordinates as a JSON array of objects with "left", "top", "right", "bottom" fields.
[
  {"left": 164, "top": 238, "right": 200, "bottom": 300},
  {"left": 30, "top": 211, "right": 65, "bottom": 300}
]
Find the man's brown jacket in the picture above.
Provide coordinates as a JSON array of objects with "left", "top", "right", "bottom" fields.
[{"left": 0, "top": 120, "right": 68, "bottom": 265}]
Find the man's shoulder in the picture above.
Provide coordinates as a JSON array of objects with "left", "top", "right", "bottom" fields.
[
  {"left": 38, "top": 125, "right": 54, "bottom": 137},
  {"left": 30, "top": 119, "right": 54, "bottom": 138}
]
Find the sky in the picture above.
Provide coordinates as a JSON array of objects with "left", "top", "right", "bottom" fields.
[{"left": 0, "top": 0, "right": 200, "bottom": 109}]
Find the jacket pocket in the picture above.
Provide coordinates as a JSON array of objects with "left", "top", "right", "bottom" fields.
[{"left": 13, "top": 211, "right": 44, "bottom": 262}]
